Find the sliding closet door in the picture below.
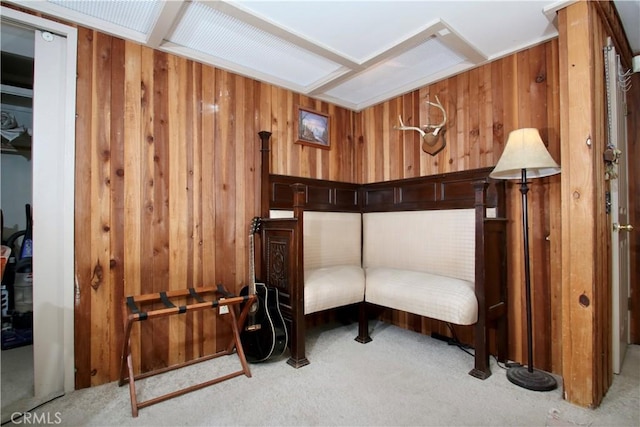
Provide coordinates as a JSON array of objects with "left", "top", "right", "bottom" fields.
[
  {"left": 1, "top": 5, "right": 78, "bottom": 400},
  {"left": 31, "top": 26, "right": 77, "bottom": 397}
]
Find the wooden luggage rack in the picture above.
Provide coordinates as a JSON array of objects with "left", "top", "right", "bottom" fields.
[{"left": 118, "top": 284, "right": 255, "bottom": 417}]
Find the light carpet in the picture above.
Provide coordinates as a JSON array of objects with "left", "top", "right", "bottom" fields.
[{"left": 4, "top": 321, "right": 639, "bottom": 426}]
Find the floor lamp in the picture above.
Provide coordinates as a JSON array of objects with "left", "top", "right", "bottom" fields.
[{"left": 490, "top": 128, "right": 560, "bottom": 392}]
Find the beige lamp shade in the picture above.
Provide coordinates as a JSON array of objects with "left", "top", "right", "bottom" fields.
[{"left": 490, "top": 128, "right": 560, "bottom": 180}]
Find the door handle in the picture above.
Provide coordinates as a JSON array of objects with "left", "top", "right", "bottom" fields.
[{"left": 613, "top": 223, "right": 634, "bottom": 232}]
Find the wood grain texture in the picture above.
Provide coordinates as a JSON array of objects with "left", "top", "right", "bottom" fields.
[
  {"left": 89, "top": 30, "right": 113, "bottom": 387},
  {"left": 123, "top": 40, "right": 143, "bottom": 376},
  {"left": 558, "top": 1, "right": 612, "bottom": 407},
  {"left": 73, "top": 27, "right": 359, "bottom": 387},
  {"left": 74, "top": 27, "right": 94, "bottom": 389}
]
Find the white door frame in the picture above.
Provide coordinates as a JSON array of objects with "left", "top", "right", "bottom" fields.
[
  {"left": 605, "top": 41, "right": 631, "bottom": 374},
  {"left": 1, "top": 6, "right": 76, "bottom": 398}
]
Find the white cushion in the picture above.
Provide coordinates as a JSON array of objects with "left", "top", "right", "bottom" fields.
[
  {"left": 271, "top": 210, "right": 362, "bottom": 271},
  {"left": 302, "top": 211, "right": 362, "bottom": 270},
  {"left": 365, "top": 267, "right": 478, "bottom": 325},
  {"left": 363, "top": 210, "right": 475, "bottom": 283},
  {"left": 304, "top": 265, "right": 365, "bottom": 315}
]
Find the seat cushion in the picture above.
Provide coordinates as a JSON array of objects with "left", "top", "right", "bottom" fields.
[
  {"left": 365, "top": 267, "right": 478, "bottom": 325},
  {"left": 304, "top": 265, "right": 365, "bottom": 315}
]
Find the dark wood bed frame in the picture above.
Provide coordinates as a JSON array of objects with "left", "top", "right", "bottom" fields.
[{"left": 256, "top": 131, "right": 508, "bottom": 379}]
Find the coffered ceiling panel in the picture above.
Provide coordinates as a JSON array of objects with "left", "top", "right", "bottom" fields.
[{"left": 7, "top": 0, "right": 639, "bottom": 111}]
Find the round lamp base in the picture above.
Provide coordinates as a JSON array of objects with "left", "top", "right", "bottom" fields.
[{"left": 507, "top": 366, "right": 558, "bottom": 392}]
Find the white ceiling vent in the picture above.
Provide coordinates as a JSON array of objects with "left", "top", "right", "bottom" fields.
[
  {"left": 166, "top": 2, "right": 344, "bottom": 89},
  {"left": 325, "top": 37, "right": 467, "bottom": 107},
  {"left": 49, "top": 0, "right": 163, "bottom": 35}
]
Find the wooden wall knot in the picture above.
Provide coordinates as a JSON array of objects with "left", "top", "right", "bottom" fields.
[
  {"left": 536, "top": 73, "right": 546, "bottom": 83},
  {"left": 579, "top": 293, "right": 590, "bottom": 307},
  {"left": 91, "top": 261, "right": 104, "bottom": 291}
]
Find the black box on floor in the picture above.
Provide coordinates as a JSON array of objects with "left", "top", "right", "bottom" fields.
[
  {"left": 1, "top": 311, "right": 33, "bottom": 350},
  {"left": 12, "top": 311, "right": 32, "bottom": 329}
]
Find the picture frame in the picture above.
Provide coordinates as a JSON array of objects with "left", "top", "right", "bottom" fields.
[{"left": 296, "top": 107, "right": 330, "bottom": 149}]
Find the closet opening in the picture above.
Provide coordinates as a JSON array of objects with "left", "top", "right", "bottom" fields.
[{"left": 1, "top": 21, "right": 35, "bottom": 413}]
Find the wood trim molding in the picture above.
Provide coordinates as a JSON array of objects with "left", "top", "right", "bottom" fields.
[
  {"left": 269, "top": 167, "right": 504, "bottom": 214},
  {"left": 592, "top": 0, "right": 634, "bottom": 68}
]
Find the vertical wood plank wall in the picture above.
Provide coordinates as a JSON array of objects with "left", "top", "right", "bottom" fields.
[
  {"left": 73, "top": 28, "right": 357, "bottom": 387},
  {"left": 357, "top": 41, "right": 562, "bottom": 372},
  {"left": 73, "top": 28, "right": 563, "bottom": 388},
  {"left": 71, "top": 12, "right": 637, "bottom": 405},
  {"left": 559, "top": 2, "right": 603, "bottom": 407},
  {"left": 557, "top": 0, "right": 639, "bottom": 407},
  {"left": 74, "top": 32, "right": 563, "bottom": 387}
]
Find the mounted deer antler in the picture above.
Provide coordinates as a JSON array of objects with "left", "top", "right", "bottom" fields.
[{"left": 394, "top": 95, "right": 447, "bottom": 155}]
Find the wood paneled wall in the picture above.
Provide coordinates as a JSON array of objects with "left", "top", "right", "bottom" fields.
[
  {"left": 72, "top": 6, "right": 636, "bottom": 405},
  {"left": 356, "top": 40, "right": 562, "bottom": 373},
  {"left": 557, "top": 0, "right": 638, "bottom": 407},
  {"left": 73, "top": 28, "right": 356, "bottom": 388},
  {"left": 74, "top": 28, "right": 563, "bottom": 387}
]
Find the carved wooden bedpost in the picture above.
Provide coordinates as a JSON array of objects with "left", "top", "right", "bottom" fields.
[
  {"left": 288, "top": 183, "right": 309, "bottom": 368},
  {"left": 469, "top": 179, "right": 508, "bottom": 379},
  {"left": 259, "top": 131, "right": 272, "bottom": 219},
  {"left": 471, "top": 180, "right": 490, "bottom": 379}
]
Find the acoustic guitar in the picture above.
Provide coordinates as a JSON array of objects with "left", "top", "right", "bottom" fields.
[{"left": 239, "top": 217, "right": 288, "bottom": 362}]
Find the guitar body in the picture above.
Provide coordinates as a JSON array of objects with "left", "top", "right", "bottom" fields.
[
  {"left": 239, "top": 282, "right": 288, "bottom": 362},
  {"left": 240, "top": 216, "right": 288, "bottom": 362}
]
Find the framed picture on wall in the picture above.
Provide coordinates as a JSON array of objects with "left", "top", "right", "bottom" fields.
[{"left": 296, "top": 107, "right": 330, "bottom": 149}]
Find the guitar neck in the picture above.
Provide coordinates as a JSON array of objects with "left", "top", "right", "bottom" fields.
[{"left": 249, "top": 233, "right": 257, "bottom": 295}]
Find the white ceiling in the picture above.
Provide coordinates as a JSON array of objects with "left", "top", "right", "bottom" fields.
[{"left": 5, "top": 0, "right": 640, "bottom": 111}]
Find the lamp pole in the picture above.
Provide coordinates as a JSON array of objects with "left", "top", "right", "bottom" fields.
[
  {"left": 490, "top": 128, "right": 560, "bottom": 391},
  {"left": 506, "top": 168, "right": 557, "bottom": 391},
  {"left": 520, "top": 169, "right": 534, "bottom": 374}
]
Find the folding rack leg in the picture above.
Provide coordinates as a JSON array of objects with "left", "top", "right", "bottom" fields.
[
  {"left": 118, "top": 300, "right": 140, "bottom": 416},
  {"left": 225, "top": 294, "right": 254, "bottom": 356},
  {"left": 118, "top": 315, "right": 140, "bottom": 416},
  {"left": 226, "top": 303, "right": 252, "bottom": 375},
  {"left": 118, "top": 290, "right": 256, "bottom": 417}
]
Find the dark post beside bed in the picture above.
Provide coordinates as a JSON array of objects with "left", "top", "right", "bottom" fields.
[
  {"left": 255, "top": 131, "right": 310, "bottom": 367},
  {"left": 469, "top": 180, "right": 508, "bottom": 379},
  {"left": 259, "top": 130, "right": 272, "bottom": 219}
]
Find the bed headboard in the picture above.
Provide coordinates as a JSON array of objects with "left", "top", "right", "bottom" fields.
[{"left": 266, "top": 169, "right": 504, "bottom": 215}]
